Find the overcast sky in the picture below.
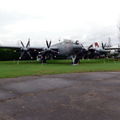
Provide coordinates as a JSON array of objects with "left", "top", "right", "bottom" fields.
[{"left": 0, "top": 0, "right": 120, "bottom": 46}]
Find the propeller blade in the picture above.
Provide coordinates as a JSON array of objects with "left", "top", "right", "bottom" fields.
[
  {"left": 51, "top": 49, "right": 59, "bottom": 54},
  {"left": 46, "top": 40, "right": 52, "bottom": 48},
  {"left": 48, "top": 41, "right": 51, "bottom": 48},
  {"left": 27, "top": 51, "right": 33, "bottom": 59},
  {"left": 26, "top": 39, "right": 30, "bottom": 48},
  {"left": 21, "top": 41, "right": 25, "bottom": 48},
  {"left": 19, "top": 51, "right": 25, "bottom": 60},
  {"left": 88, "top": 44, "right": 93, "bottom": 49},
  {"left": 39, "top": 51, "right": 46, "bottom": 54},
  {"left": 102, "top": 42, "right": 104, "bottom": 49},
  {"left": 46, "top": 40, "right": 49, "bottom": 48}
]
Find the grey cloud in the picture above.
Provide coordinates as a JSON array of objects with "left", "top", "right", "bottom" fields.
[
  {"left": 0, "top": 11, "right": 26, "bottom": 33},
  {"left": 0, "top": 10, "right": 44, "bottom": 33}
]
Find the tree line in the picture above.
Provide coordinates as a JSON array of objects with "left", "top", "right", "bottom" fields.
[{"left": 0, "top": 48, "right": 19, "bottom": 60}]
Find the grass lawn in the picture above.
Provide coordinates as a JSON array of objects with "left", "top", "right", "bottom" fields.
[{"left": 0, "top": 59, "right": 120, "bottom": 78}]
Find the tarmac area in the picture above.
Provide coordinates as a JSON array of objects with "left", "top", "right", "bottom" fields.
[{"left": 0, "top": 72, "right": 120, "bottom": 120}]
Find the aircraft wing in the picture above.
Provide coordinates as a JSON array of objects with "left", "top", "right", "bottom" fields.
[
  {"left": 105, "top": 47, "right": 120, "bottom": 50},
  {"left": 0, "top": 40, "right": 59, "bottom": 60},
  {"left": 0, "top": 45, "right": 21, "bottom": 49},
  {"left": 104, "top": 45, "right": 120, "bottom": 50},
  {"left": 0, "top": 45, "right": 44, "bottom": 51}
]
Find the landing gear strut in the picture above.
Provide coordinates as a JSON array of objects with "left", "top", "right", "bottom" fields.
[{"left": 71, "top": 55, "right": 80, "bottom": 65}]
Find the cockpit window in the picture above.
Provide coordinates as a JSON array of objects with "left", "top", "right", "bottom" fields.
[{"left": 75, "top": 40, "right": 79, "bottom": 45}]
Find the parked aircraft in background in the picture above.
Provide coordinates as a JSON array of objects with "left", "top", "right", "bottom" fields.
[
  {"left": 104, "top": 44, "right": 120, "bottom": 58},
  {"left": 0, "top": 39, "right": 86, "bottom": 64},
  {"left": 85, "top": 42, "right": 110, "bottom": 58}
]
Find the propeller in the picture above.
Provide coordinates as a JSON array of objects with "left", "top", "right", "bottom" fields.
[
  {"left": 39, "top": 40, "right": 59, "bottom": 63},
  {"left": 41, "top": 40, "right": 58, "bottom": 53},
  {"left": 87, "top": 43, "right": 97, "bottom": 59},
  {"left": 88, "top": 44, "right": 93, "bottom": 50},
  {"left": 101, "top": 42, "right": 106, "bottom": 49},
  {"left": 46, "top": 40, "right": 51, "bottom": 48},
  {"left": 19, "top": 38, "right": 33, "bottom": 60}
]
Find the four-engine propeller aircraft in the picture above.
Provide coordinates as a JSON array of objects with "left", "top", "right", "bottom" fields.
[{"left": 0, "top": 39, "right": 86, "bottom": 64}]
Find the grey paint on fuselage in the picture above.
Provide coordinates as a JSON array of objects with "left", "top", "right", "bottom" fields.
[{"left": 51, "top": 40, "right": 83, "bottom": 57}]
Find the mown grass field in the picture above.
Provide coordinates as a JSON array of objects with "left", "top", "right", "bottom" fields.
[{"left": 0, "top": 59, "right": 120, "bottom": 78}]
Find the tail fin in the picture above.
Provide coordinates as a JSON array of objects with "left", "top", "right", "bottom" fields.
[{"left": 95, "top": 42, "right": 99, "bottom": 47}]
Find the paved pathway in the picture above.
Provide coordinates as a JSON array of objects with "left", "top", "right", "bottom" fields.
[{"left": 0, "top": 72, "right": 120, "bottom": 120}]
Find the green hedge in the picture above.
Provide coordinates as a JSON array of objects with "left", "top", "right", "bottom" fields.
[{"left": 0, "top": 48, "right": 19, "bottom": 60}]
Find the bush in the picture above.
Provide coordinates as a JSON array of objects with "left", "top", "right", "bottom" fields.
[{"left": 0, "top": 48, "right": 19, "bottom": 60}]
